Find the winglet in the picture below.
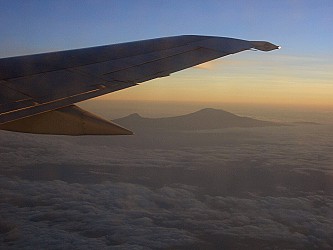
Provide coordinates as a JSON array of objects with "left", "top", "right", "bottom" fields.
[
  {"left": 250, "top": 41, "right": 280, "bottom": 51},
  {"left": 0, "top": 105, "right": 133, "bottom": 135}
]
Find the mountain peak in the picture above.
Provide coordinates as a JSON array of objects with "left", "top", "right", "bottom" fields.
[
  {"left": 191, "top": 108, "right": 235, "bottom": 116},
  {"left": 198, "top": 108, "right": 223, "bottom": 112},
  {"left": 126, "top": 113, "right": 142, "bottom": 119}
]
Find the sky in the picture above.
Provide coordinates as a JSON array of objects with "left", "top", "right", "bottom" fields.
[{"left": 1, "top": 0, "right": 333, "bottom": 110}]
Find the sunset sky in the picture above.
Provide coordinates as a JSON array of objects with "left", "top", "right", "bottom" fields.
[
  {"left": 1, "top": 0, "right": 333, "bottom": 109},
  {"left": 1, "top": 3, "right": 333, "bottom": 248}
]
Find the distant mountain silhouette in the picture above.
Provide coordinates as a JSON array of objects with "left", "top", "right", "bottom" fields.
[
  {"left": 292, "top": 121, "right": 321, "bottom": 125},
  {"left": 114, "top": 108, "right": 283, "bottom": 131}
]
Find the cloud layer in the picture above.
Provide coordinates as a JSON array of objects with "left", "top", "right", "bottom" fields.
[{"left": 1, "top": 125, "right": 333, "bottom": 249}]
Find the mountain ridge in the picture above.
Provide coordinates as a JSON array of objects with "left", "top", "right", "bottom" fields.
[{"left": 114, "top": 108, "right": 284, "bottom": 131}]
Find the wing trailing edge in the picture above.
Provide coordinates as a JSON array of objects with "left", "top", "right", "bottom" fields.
[{"left": 0, "top": 105, "right": 133, "bottom": 135}]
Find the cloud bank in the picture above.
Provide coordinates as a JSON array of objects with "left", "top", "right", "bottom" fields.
[{"left": 1, "top": 125, "right": 332, "bottom": 249}]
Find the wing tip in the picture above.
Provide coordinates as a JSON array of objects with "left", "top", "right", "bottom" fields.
[{"left": 251, "top": 41, "right": 280, "bottom": 51}]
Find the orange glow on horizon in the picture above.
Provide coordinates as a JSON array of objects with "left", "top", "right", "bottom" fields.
[{"left": 95, "top": 53, "right": 333, "bottom": 109}]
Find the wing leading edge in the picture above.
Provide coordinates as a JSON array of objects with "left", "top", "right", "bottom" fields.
[{"left": 0, "top": 35, "right": 279, "bottom": 135}]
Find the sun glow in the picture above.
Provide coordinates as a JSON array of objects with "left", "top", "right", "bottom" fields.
[{"left": 98, "top": 53, "right": 333, "bottom": 109}]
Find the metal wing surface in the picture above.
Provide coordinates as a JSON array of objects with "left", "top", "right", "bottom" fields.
[{"left": 0, "top": 35, "right": 279, "bottom": 135}]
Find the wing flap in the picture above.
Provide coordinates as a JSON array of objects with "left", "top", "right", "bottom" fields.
[
  {"left": 0, "top": 105, "right": 133, "bottom": 135},
  {"left": 0, "top": 81, "right": 135, "bottom": 124}
]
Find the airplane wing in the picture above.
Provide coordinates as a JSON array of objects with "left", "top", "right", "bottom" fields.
[{"left": 0, "top": 35, "right": 279, "bottom": 135}]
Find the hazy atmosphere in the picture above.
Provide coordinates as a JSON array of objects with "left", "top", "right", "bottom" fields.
[{"left": 1, "top": 0, "right": 333, "bottom": 249}]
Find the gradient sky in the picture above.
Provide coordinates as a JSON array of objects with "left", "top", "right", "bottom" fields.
[{"left": 1, "top": 0, "right": 333, "bottom": 108}]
